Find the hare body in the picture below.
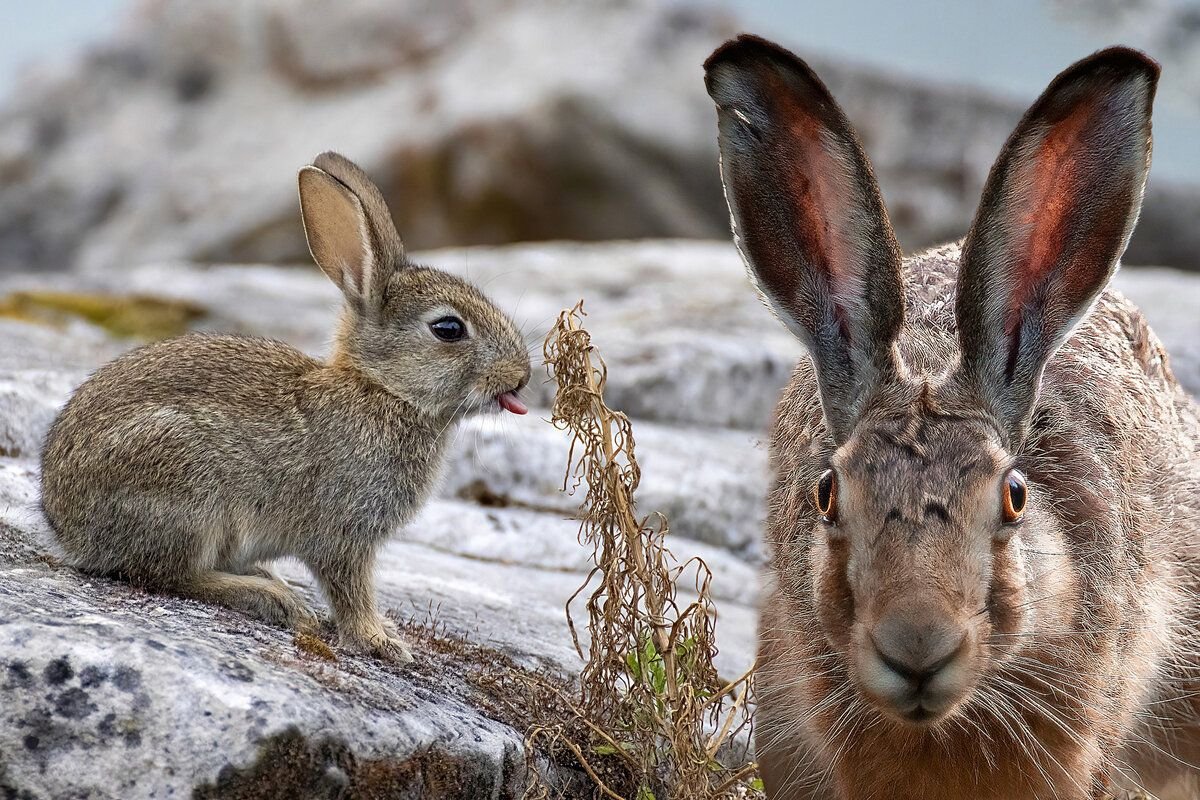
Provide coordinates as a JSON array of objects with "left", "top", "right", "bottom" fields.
[
  {"left": 40, "top": 153, "right": 531, "bottom": 663},
  {"left": 757, "top": 244, "right": 1200, "bottom": 799},
  {"left": 705, "top": 37, "right": 1200, "bottom": 799}
]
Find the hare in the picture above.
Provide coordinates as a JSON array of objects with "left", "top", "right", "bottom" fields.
[
  {"left": 706, "top": 36, "right": 1200, "bottom": 800},
  {"left": 39, "top": 152, "right": 531, "bottom": 664}
]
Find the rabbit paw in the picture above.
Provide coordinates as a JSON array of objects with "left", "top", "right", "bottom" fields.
[
  {"left": 257, "top": 578, "right": 320, "bottom": 634},
  {"left": 286, "top": 601, "right": 322, "bottom": 635},
  {"left": 342, "top": 620, "right": 414, "bottom": 665}
]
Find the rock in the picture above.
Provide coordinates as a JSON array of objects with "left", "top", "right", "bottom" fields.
[
  {"left": 0, "top": 318, "right": 124, "bottom": 460},
  {"left": 443, "top": 415, "right": 769, "bottom": 559},
  {"left": 405, "top": 497, "right": 763, "bottom": 609},
  {"left": 0, "top": 240, "right": 808, "bottom": 432},
  {"left": 0, "top": 548, "right": 529, "bottom": 799},
  {"left": 6, "top": 239, "right": 1194, "bottom": 425},
  {"left": 0, "top": 240, "right": 777, "bottom": 797},
  {"left": 1109, "top": 266, "right": 1200, "bottom": 395},
  {"left": 0, "top": 238, "right": 1194, "bottom": 797},
  {"left": 4, "top": 0, "right": 1198, "bottom": 275}
]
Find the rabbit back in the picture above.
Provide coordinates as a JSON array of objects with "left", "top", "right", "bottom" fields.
[{"left": 41, "top": 333, "right": 443, "bottom": 582}]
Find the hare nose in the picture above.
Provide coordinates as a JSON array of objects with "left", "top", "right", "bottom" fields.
[{"left": 871, "top": 615, "right": 967, "bottom": 687}]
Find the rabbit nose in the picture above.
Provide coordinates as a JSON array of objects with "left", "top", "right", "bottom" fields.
[{"left": 871, "top": 615, "right": 967, "bottom": 688}]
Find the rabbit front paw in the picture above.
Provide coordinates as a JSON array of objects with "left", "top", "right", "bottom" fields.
[
  {"left": 254, "top": 573, "right": 321, "bottom": 634},
  {"left": 342, "top": 619, "right": 414, "bottom": 665},
  {"left": 286, "top": 601, "right": 322, "bottom": 635}
]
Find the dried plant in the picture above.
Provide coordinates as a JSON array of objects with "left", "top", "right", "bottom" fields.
[{"left": 526, "top": 302, "right": 761, "bottom": 800}]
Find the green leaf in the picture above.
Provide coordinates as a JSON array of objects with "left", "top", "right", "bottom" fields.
[
  {"left": 750, "top": 777, "right": 765, "bottom": 791},
  {"left": 641, "top": 635, "right": 657, "bottom": 666},
  {"left": 635, "top": 785, "right": 656, "bottom": 800},
  {"left": 649, "top": 657, "right": 667, "bottom": 695},
  {"left": 625, "top": 649, "right": 642, "bottom": 681},
  {"left": 592, "top": 744, "right": 618, "bottom": 756}
]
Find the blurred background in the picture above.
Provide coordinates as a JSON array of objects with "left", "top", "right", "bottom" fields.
[{"left": 2, "top": 0, "right": 1200, "bottom": 275}]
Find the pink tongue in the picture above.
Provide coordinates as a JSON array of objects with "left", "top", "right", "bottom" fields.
[{"left": 497, "top": 391, "right": 528, "bottom": 415}]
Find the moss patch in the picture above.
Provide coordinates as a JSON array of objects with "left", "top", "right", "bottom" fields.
[
  {"left": 0, "top": 290, "right": 206, "bottom": 339},
  {"left": 294, "top": 632, "right": 338, "bottom": 662}
]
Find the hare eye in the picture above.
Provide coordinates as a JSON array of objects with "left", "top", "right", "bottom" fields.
[
  {"left": 815, "top": 469, "right": 838, "bottom": 524},
  {"left": 1001, "top": 469, "right": 1027, "bottom": 524},
  {"left": 430, "top": 316, "right": 467, "bottom": 342}
]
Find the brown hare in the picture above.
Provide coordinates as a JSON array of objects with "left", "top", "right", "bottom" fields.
[
  {"left": 40, "top": 152, "right": 531, "bottom": 664},
  {"left": 705, "top": 36, "right": 1200, "bottom": 800}
]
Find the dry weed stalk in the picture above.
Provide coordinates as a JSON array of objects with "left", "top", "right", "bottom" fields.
[{"left": 526, "top": 301, "right": 760, "bottom": 800}]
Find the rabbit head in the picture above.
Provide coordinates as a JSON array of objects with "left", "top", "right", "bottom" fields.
[
  {"left": 706, "top": 36, "right": 1157, "bottom": 729},
  {"left": 298, "top": 151, "right": 531, "bottom": 420}
]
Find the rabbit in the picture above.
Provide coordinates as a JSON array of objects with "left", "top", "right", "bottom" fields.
[
  {"left": 39, "top": 151, "right": 532, "bottom": 664},
  {"left": 705, "top": 35, "right": 1200, "bottom": 800}
]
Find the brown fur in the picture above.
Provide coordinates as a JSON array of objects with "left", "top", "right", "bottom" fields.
[
  {"left": 706, "top": 36, "right": 1200, "bottom": 800},
  {"left": 39, "top": 152, "right": 530, "bottom": 664}
]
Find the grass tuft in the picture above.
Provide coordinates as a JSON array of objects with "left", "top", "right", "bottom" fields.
[{"left": 526, "top": 301, "right": 761, "bottom": 800}]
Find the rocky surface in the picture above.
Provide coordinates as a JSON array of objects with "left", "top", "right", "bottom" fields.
[
  {"left": 4, "top": 0, "right": 1199, "bottom": 276},
  {"left": 0, "top": 239, "right": 1196, "bottom": 798}
]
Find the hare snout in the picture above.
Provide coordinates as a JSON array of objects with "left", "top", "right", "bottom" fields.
[{"left": 853, "top": 607, "right": 978, "bottom": 724}]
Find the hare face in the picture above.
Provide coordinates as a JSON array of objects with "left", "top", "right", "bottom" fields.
[{"left": 811, "top": 408, "right": 1047, "bottom": 725}]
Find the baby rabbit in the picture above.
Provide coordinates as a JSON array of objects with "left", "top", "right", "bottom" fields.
[
  {"left": 40, "top": 152, "right": 531, "bottom": 664},
  {"left": 706, "top": 37, "right": 1200, "bottom": 800}
]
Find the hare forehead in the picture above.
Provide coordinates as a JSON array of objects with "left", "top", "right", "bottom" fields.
[{"left": 837, "top": 417, "right": 1003, "bottom": 502}]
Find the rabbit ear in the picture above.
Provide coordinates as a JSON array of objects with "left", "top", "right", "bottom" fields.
[
  {"left": 705, "top": 35, "right": 905, "bottom": 442},
  {"left": 298, "top": 152, "right": 405, "bottom": 309},
  {"left": 956, "top": 47, "right": 1158, "bottom": 444}
]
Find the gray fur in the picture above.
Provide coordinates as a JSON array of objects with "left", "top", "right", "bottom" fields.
[{"left": 40, "top": 152, "right": 531, "bottom": 664}]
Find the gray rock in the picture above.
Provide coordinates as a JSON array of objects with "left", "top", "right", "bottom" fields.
[
  {"left": 405, "top": 497, "right": 763, "bottom": 608},
  {"left": 0, "top": 555, "right": 528, "bottom": 799},
  {"left": 0, "top": 241, "right": 808, "bottom": 433},
  {"left": 442, "top": 415, "right": 769, "bottom": 559},
  {"left": 0, "top": 455, "right": 756, "bottom": 798},
  {"left": 0, "top": 318, "right": 123, "bottom": 460},
  {"left": 0, "top": 0, "right": 736, "bottom": 274},
  {"left": 0, "top": 238, "right": 1194, "bottom": 798},
  {"left": 1112, "top": 266, "right": 1200, "bottom": 396}
]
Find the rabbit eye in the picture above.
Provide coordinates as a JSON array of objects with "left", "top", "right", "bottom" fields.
[
  {"left": 1001, "top": 469, "right": 1027, "bottom": 524},
  {"left": 815, "top": 469, "right": 838, "bottom": 524},
  {"left": 429, "top": 316, "right": 467, "bottom": 342}
]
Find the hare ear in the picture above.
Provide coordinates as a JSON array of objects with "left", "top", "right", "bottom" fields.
[
  {"left": 298, "top": 152, "right": 405, "bottom": 309},
  {"left": 956, "top": 47, "right": 1158, "bottom": 445},
  {"left": 705, "top": 35, "right": 905, "bottom": 442}
]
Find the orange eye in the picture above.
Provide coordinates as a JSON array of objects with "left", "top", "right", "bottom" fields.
[
  {"left": 1001, "top": 469, "right": 1027, "bottom": 524},
  {"left": 815, "top": 469, "right": 838, "bottom": 523}
]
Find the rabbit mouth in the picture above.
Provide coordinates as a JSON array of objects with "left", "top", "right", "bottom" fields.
[{"left": 495, "top": 390, "right": 528, "bottom": 415}]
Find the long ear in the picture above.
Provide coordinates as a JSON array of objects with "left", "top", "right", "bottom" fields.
[
  {"left": 297, "top": 151, "right": 405, "bottom": 309},
  {"left": 956, "top": 47, "right": 1158, "bottom": 445},
  {"left": 704, "top": 35, "right": 905, "bottom": 442}
]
